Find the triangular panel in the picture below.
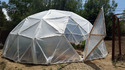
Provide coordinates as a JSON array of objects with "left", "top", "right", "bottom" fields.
[
  {"left": 20, "top": 21, "right": 40, "bottom": 38},
  {"left": 20, "top": 47, "right": 33, "bottom": 63},
  {"left": 64, "top": 34, "right": 77, "bottom": 43},
  {"left": 82, "top": 23, "right": 89, "bottom": 33},
  {"left": 73, "top": 35, "right": 84, "bottom": 43},
  {"left": 85, "top": 36, "right": 103, "bottom": 58},
  {"left": 64, "top": 28, "right": 71, "bottom": 34},
  {"left": 37, "top": 36, "right": 61, "bottom": 63},
  {"left": 86, "top": 40, "right": 108, "bottom": 60},
  {"left": 19, "top": 18, "right": 40, "bottom": 33},
  {"left": 79, "top": 26, "right": 87, "bottom": 35},
  {"left": 18, "top": 36, "right": 32, "bottom": 59},
  {"left": 44, "top": 17, "right": 68, "bottom": 33},
  {"left": 52, "top": 48, "right": 80, "bottom": 63},
  {"left": 67, "top": 18, "right": 77, "bottom": 25},
  {"left": 72, "top": 26, "right": 82, "bottom": 35},
  {"left": 51, "top": 36, "right": 80, "bottom": 63},
  {"left": 83, "top": 7, "right": 107, "bottom": 61},
  {"left": 91, "top": 8, "right": 106, "bottom": 36},
  {"left": 66, "top": 24, "right": 77, "bottom": 33},
  {"left": 39, "top": 20, "right": 60, "bottom": 38}
]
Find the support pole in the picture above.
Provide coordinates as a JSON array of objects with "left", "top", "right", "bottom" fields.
[
  {"left": 112, "top": 15, "right": 116, "bottom": 60},
  {"left": 117, "top": 18, "right": 121, "bottom": 55}
]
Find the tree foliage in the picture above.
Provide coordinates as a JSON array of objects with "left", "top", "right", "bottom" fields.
[
  {"left": 83, "top": 0, "right": 117, "bottom": 36},
  {"left": 83, "top": 0, "right": 117, "bottom": 23},
  {"left": 4, "top": 0, "right": 83, "bottom": 30},
  {"left": 0, "top": 0, "right": 7, "bottom": 27},
  {"left": 120, "top": 10, "right": 125, "bottom": 35}
]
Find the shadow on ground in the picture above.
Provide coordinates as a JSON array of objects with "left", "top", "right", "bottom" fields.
[{"left": 85, "top": 61, "right": 101, "bottom": 70}]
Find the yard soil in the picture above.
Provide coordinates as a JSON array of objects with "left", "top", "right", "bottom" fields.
[{"left": 0, "top": 40, "right": 125, "bottom": 70}]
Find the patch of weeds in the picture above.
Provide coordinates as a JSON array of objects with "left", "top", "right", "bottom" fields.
[
  {"left": 112, "top": 60, "right": 117, "bottom": 67},
  {"left": 15, "top": 67, "right": 22, "bottom": 70},
  {"left": 50, "top": 68, "right": 53, "bottom": 70},
  {"left": 112, "top": 60, "right": 125, "bottom": 68},
  {"left": 57, "top": 64, "right": 65, "bottom": 70},
  {"left": 0, "top": 61, "right": 6, "bottom": 70},
  {"left": 70, "top": 40, "right": 86, "bottom": 50},
  {"left": 43, "top": 69, "right": 46, "bottom": 70},
  {"left": 17, "top": 68, "right": 22, "bottom": 70},
  {"left": 121, "top": 62, "right": 124, "bottom": 65}
]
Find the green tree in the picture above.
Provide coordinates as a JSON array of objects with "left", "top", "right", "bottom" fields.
[
  {"left": 83, "top": 0, "right": 117, "bottom": 36},
  {"left": 6, "top": 0, "right": 84, "bottom": 30},
  {"left": 120, "top": 10, "right": 125, "bottom": 35},
  {"left": 51, "top": 0, "right": 83, "bottom": 13},
  {"left": 0, "top": 0, "right": 7, "bottom": 27},
  {"left": 7, "top": 0, "right": 38, "bottom": 29}
]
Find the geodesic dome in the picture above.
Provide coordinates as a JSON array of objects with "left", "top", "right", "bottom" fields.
[{"left": 2, "top": 10, "right": 92, "bottom": 64}]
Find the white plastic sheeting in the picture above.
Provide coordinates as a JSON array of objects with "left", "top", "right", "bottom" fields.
[
  {"left": 2, "top": 10, "right": 93, "bottom": 64},
  {"left": 83, "top": 7, "right": 108, "bottom": 61}
]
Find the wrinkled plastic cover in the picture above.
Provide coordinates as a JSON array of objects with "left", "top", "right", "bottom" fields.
[
  {"left": 83, "top": 7, "right": 108, "bottom": 61},
  {"left": 2, "top": 10, "right": 92, "bottom": 64}
]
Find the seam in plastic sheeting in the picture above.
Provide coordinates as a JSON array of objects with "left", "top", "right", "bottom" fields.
[
  {"left": 36, "top": 40, "right": 48, "bottom": 63},
  {"left": 65, "top": 26, "right": 79, "bottom": 43},
  {"left": 71, "top": 34, "right": 79, "bottom": 44},
  {"left": 53, "top": 48, "right": 70, "bottom": 62},
  {"left": 85, "top": 37, "right": 104, "bottom": 60},
  {"left": 65, "top": 27, "right": 72, "bottom": 34},
  {"left": 55, "top": 10, "right": 71, "bottom": 17},
  {"left": 19, "top": 18, "right": 40, "bottom": 33},
  {"left": 34, "top": 20, "right": 42, "bottom": 38},
  {"left": 50, "top": 37, "right": 62, "bottom": 63},
  {"left": 43, "top": 10, "right": 68, "bottom": 19},
  {"left": 19, "top": 42, "right": 32, "bottom": 61},
  {"left": 4, "top": 35, "right": 18, "bottom": 56},
  {"left": 20, "top": 20, "right": 41, "bottom": 35},
  {"left": 44, "top": 17, "right": 68, "bottom": 33},
  {"left": 69, "top": 17, "right": 88, "bottom": 33},
  {"left": 97, "top": 40, "right": 105, "bottom": 56},
  {"left": 40, "top": 35, "right": 62, "bottom": 39},
  {"left": 11, "top": 19, "right": 26, "bottom": 33},
  {"left": 20, "top": 20, "right": 40, "bottom": 34},
  {"left": 2, "top": 35, "right": 10, "bottom": 56},
  {"left": 44, "top": 16, "right": 68, "bottom": 20},
  {"left": 65, "top": 33, "right": 83, "bottom": 36},
  {"left": 32, "top": 39, "right": 37, "bottom": 64},
  {"left": 28, "top": 16, "right": 41, "bottom": 20},
  {"left": 63, "top": 36, "right": 81, "bottom": 61},
  {"left": 18, "top": 34, "right": 32, "bottom": 39},
  {"left": 42, "top": 19, "right": 60, "bottom": 33},
  {"left": 42, "top": 10, "right": 51, "bottom": 19},
  {"left": 18, "top": 18, "right": 28, "bottom": 33},
  {"left": 17, "top": 37, "right": 19, "bottom": 62}
]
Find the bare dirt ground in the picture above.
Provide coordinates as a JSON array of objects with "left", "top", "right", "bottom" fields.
[{"left": 0, "top": 40, "right": 125, "bottom": 70}]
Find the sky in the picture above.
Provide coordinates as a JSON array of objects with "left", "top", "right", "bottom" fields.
[
  {"left": 1, "top": 0, "right": 125, "bottom": 14},
  {"left": 114, "top": 0, "right": 125, "bottom": 14}
]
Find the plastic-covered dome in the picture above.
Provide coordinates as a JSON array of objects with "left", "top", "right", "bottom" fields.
[{"left": 2, "top": 10, "right": 92, "bottom": 64}]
